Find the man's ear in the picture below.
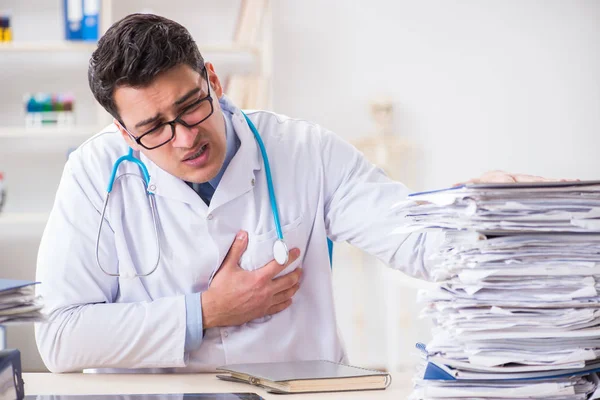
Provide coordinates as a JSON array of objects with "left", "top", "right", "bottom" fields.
[
  {"left": 114, "top": 118, "right": 142, "bottom": 151},
  {"left": 205, "top": 62, "right": 224, "bottom": 98}
]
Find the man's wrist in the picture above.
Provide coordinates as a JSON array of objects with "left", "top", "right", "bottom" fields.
[{"left": 201, "top": 290, "right": 218, "bottom": 329}]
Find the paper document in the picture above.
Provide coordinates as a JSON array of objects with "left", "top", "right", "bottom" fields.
[
  {"left": 0, "top": 279, "right": 43, "bottom": 324},
  {"left": 405, "top": 181, "right": 600, "bottom": 399}
]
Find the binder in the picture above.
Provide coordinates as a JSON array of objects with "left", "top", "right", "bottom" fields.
[
  {"left": 82, "top": 0, "right": 99, "bottom": 41},
  {"left": 64, "top": 0, "right": 83, "bottom": 40},
  {"left": 0, "top": 349, "right": 24, "bottom": 400},
  {"left": 417, "top": 342, "right": 600, "bottom": 381},
  {"left": 423, "top": 359, "right": 600, "bottom": 382}
]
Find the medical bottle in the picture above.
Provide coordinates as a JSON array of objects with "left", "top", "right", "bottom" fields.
[
  {"left": 63, "top": 94, "right": 75, "bottom": 126},
  {"left": 2, "top": 11, "right": 11, "bottom": 42},
  {"left": 25, "top": 94, "right": 38, "bottom": 128},
  {"left": 0, "top": 172, "right": 6, "bottom": 213},
  {"left": 0, "top": 15, "right": 7, "bottom": 42}
]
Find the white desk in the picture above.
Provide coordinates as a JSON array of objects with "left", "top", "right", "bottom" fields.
[{"left": 22, "top": 372, "right": 414, "bottom": 399}]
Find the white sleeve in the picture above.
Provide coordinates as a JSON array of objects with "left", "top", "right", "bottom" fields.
[
  {"left": 319, "top": 128, "right": 444, "bottom": 280},
  {"left": 35, "top": 161, "right": 187, "bottom": 373}
]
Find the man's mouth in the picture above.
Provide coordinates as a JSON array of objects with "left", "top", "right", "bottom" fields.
[{"left": 183, "top": 143, "right": 209, "bottom": 161}]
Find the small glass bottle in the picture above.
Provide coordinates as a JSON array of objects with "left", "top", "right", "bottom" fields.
[
  {"left": 0, "top": 15, "right": 7, "bottom": 42},
  {"left": 3, "top": 11, "right": 11, "bottom": 42},
  {"left": 63, "top": 93, "right": 75, "bottom": 126}
]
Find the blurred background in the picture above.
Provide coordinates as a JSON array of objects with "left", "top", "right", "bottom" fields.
[{"left": 0, "top": 0, "right": 598, "bottom": 382}]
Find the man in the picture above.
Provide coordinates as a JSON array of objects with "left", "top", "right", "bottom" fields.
[{"left": 35, "top": 13, "right": 549, "bottom": 373}]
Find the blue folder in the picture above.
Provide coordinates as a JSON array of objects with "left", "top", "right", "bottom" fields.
[
  {"left": 0, "top": 279, "right": 38, "bottom": 293},
  {"left": 418, "top": 342, "right": 600, "bottom": 382},
  {"left": 423, "top": 360, "right": 600, "bottom": 382}
]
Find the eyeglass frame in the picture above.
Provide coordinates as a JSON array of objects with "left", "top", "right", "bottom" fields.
[{"left": 119, "top": 67, "right": 214, "bottom": 151}]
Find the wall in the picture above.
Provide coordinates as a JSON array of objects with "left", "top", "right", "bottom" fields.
[
  {"left": 271, "top": 0, "right": 600, "bottom": 191},
  {"left": 271, "top": 0, "right": 600, "bottom": 371},
  {"left": 2, "top": 0, "right": 599, "bottom": 373}
]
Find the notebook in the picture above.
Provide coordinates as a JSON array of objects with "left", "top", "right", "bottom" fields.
[{"left": 216, "top": 360, "right": 391, "bottom": 394}]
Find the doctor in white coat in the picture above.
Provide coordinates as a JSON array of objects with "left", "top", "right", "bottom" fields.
[{"left": 35, "top": 13, "right": 550, "bottom": 373}]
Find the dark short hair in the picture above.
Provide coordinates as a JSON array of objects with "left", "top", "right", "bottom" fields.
[{"left": 88, "top": 13, "right": 205, "bottom": 122}]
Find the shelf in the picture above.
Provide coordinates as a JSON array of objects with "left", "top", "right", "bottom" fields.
[
  {"left": 199, "top": 43, "right": 259, "bottom": 55},
  {"left": 0, "top": 41, "right": 98, "bottom": 52},
  {"left": 0, "top": 212, "right": 48, "bottom": 226},
  {"left": 0, "top": 126, "right": 103, "bottom": 139},
  {"left": 0, "top": 125, "right": 106, "bottom": 154},
  {"left": 0, "top": 41, "right": 258, "bottom": 55},
  {"left": 0, "top": 213, "right": 49, "bottom": 239}
]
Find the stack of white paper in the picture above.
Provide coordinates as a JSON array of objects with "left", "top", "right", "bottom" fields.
[
  {"left": 411, "top": 376, "right": 598, "bottom": 400},
  {"left": 402, "top": 181, "right": 600, "bottom": 400},
  {"left": 0, "top": 279, "right": 43, "bottom": 324},
  {"left": 393, "top": 182, "right": 600, "bottom": 234}
]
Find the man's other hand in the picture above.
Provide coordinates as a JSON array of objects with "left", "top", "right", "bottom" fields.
[{"left": 455, "top": 170, "right": 578, "bottom": 186}]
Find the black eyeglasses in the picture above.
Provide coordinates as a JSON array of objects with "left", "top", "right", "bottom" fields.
[{"left": 124, "top": 68, "right": 214, "bottom": 150}]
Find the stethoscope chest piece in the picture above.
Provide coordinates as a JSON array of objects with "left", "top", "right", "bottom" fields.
[{"left": 273, "top": 239, "right": 289, "bottom": 265}]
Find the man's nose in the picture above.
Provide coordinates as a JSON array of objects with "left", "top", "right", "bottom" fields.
[{"left": 171, "top": 123, "right": 197, "bottom": 148}]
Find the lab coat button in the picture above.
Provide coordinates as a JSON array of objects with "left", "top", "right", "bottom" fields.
[
  {"left": 207, "top": 214, "right": 213, "bottom": 220},
  {"left": 148, "top": 184, "right": 156, "bottom": 191},
  {"left": 223, "top": 330, "right": 229, "bottom": 338},
  {"left": 251, "top": 178, "right": 255, "bottom": 186}
]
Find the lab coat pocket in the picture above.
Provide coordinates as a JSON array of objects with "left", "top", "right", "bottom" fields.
[
  {"left": 240, "top": 215, "right": 305, "bottom": 274},
  {"left": 241, "top": 215, "right": 307, "bottom": 325}
]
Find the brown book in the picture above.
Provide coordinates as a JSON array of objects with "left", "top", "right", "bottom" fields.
[{"left": 216, "top": 360, "right": 392, "bottom": 394}]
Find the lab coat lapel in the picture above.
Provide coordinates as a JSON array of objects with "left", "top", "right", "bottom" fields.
[
  {"left": 141, "top": 152, "right": 207, "bottom": 210},
  {"left": 208, "top": 109, "right": 262, "bottom": 212}
]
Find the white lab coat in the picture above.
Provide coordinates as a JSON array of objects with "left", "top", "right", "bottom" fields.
[{"left": 35, "top": 97, "right": 441, "bottom": 373}]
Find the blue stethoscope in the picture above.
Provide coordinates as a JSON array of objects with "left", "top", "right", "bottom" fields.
[{"left": 95, "top": 112, "right": 289, "bottom": 279}]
